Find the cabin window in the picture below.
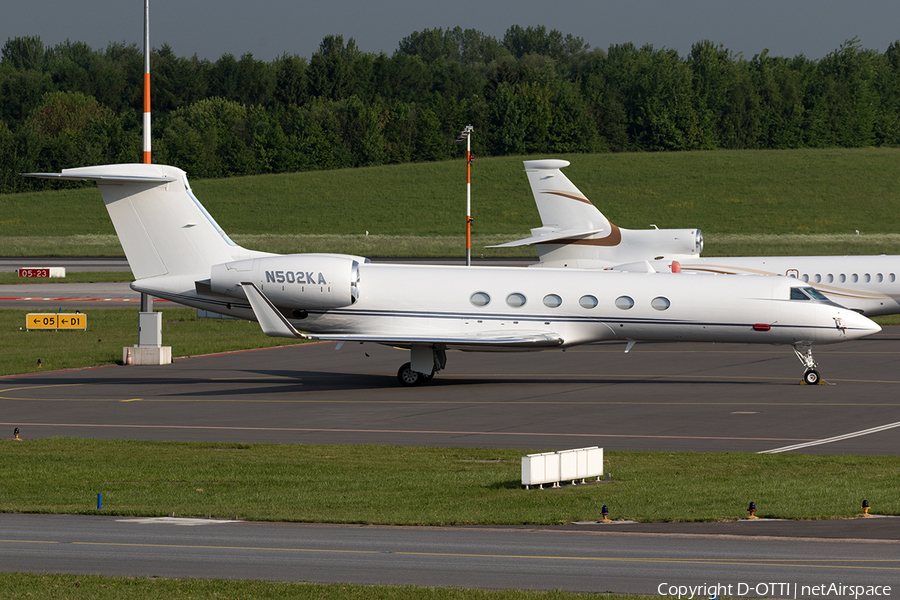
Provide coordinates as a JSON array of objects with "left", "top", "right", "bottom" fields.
[
  {"left": 814, "top": 274, "right": 821, "bottom": 283},
  {"left": 851, "top": 274, "right": 859, "bottom": 283},
  {"left": 579, "top": 295, "right": 598, "bottom": 309},
  {"left": 876, "top": 273, "right": 883, "bottom": 283},
  {"left": 790, "top": 288, "right": 809, "bottom": 300},
  {"left": 615, "top": 296, "right": 634, "bottom": 310},
  {"left": 826, "top": 274, "right": 834, "bottom": 283},
  {"left": 891, "top": 274, "right": 896, "bottom": 283},
  {"left": 470, "top": 291, "right": 491, "bottom": 307},
  {"left": 801, "top": 274, "right": 809, "bottom": 282},
  {"left": 839, "top": 274, "right": 846, "bottom": 283},
  {"left": 543, "top": 294, "right": 562, "bottom": 308},
  {"left": 651, "top": 297, "right": 670, "bottom": 311},
  {"left": 506, "top": 292, "right": 526, "bottom": 308}
]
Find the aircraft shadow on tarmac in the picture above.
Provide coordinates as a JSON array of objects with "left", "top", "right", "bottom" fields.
[{"left": 8, "top": 369, "right": 791, "bottom": 406}]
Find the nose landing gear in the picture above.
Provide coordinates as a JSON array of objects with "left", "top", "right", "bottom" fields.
[{"left": 793, "top": 342, "right": 821, "bottom": 385}]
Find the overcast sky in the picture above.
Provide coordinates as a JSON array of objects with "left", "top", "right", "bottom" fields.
[{"left": 4, "top": 0, "right": 899, "bottom": 62}]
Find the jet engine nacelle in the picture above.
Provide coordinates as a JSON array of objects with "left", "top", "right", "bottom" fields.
[
  {"left": 623, "top": 227, "right": 703, "bottom": 260},
  {"left": 209, "top": 253, "right": 365, "bottom": 309},
  {"left": 538, "top": 227, "right": 703, "bottom": 269}
]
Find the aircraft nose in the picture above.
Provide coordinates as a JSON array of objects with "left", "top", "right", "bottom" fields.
[{"left": 839, "top": 311, "right": 881, "bottom": 339}]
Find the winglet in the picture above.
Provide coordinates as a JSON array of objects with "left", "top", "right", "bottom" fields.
[{"left": 240, "top": 282, "right": 308, "bottom": 339}]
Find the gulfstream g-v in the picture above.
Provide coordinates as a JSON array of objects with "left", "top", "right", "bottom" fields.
[{"left": 26, "top": 164, "right": 879, "bottom": 386}]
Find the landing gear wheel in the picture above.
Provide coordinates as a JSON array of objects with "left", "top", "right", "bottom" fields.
[
  {"left": 803, "top": 369, "right": 820, "bottom": 385},
  {"left": 397, "top": 362, "right": 423, "bottom": 387}
]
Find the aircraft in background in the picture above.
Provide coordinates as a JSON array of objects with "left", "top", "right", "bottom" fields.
[
  {"left": 26, "top": 163, "right": 879, "bottom": 386},
  {"left": 494, "top": 159, "right": 900, "bottom": 317}
]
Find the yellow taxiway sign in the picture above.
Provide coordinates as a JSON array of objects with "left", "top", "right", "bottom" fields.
[{"left": 26, "top": 313, "right": 87, "bottom": 330}]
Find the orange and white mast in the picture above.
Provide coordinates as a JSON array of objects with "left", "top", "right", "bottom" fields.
[
  {"left": 142, "top": 0, "right": 151, "bottom": 164},
  {"left": 455, "top": 125, "right": 474, "bottom": 265}
]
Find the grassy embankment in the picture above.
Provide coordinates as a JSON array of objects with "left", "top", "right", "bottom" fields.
[
  {"left": 0, "top": 308, "right": 306, "bottom": 376},
  {"left": 0, "top": 574, "right": 640, "bottom": 600},
  {"left": 3, "top": 148, "right": 900, "bottom": 258},
  {"left": 1, "top": 439, "right": 895, "bottom": 523}
]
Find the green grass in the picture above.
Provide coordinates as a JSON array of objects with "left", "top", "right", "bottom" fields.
[
  {"left": 1, "top": 439, "right": 896, "bottom": 524},
  {"left": 0, "top": 574, "right": 638, "bottom": 600},
  {"left": 0, "top": 308, "right": 306, "bottom": 376},
  {"left": 3, "top": 148, "right": 900, "bottom": 257}
]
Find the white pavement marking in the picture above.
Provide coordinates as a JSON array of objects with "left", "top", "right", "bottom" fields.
[
  {"left": 116, "top": 517, "right": 240, "bottom": 526},
  {"left": 759, "top": 420, "right": 900, "bottom": 454}
]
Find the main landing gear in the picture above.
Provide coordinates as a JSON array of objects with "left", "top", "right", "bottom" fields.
[
  {"left": 793, "top": 342, "right": 820, "bottom": 385},
  {"left": 397, "top": 362, "right": 434, "bottom": 386},
  {"left": 397, "top": 345, "right": 447, "bottom": 387}
]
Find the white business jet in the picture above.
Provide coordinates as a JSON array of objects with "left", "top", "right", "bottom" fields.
[
  {"left": 493, "top": 159, "right": 900, "bottom": 317},
  {"left": 26, "top": 164, "right": 879, "bottom": 386}
]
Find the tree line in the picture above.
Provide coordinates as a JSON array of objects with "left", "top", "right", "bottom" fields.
[{"left": 2, "top": 27, "right": 899, "bottom": 193}]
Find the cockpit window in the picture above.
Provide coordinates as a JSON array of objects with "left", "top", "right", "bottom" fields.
[
  {"left": 804, "top": 287, "right": 828, "bottom": 300},
  {"left": 791, "top": 287, "right": 828, "bottom": 301},
  {"left": 790, "top": 288, "right": 809, "bottom": 300}
]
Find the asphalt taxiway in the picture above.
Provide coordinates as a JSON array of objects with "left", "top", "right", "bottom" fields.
[
  {"left": 2, "top": 330, "right": 898, "bottom": 454},
  {"left": 1, "top": 514, "right": 897, "bottom": 594}
]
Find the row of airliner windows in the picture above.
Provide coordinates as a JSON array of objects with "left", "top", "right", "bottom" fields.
[
  {"left": 797, "top": 273, "right": 896, "bottom": 284},
  {"left": 470, "top": 292, "right": 671, "bottom": 311}
]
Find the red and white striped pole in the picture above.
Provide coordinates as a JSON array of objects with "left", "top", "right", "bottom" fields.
[
  {"left": 141, "top": 0, "right": 153, "bottom": 313},
  {"left": 142, "top": 0, "right": 151, "bottom": 164},
  {"left": 455, "top": 125, "right": 474, "bottom": 266}
]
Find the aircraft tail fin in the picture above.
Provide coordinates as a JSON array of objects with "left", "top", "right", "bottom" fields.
[
  {"left": 25, "top": 164, "right": 269, "bottom": 280},
  {"left": 523, "top": 159, "right": 611, "bottom": 233},
  {"left": 486, "top": 159, "right": 614, "bottom": 251}
]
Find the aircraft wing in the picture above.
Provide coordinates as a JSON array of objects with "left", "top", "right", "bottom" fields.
[
  {"left": 241, "top": 282, "right": 564, "bottom": 348},
  {"left": 486, "top": 227, "right": 605, "bottom": 248},
  {"left": 311, "top": 332, "right": 565, "bottom": 349}
]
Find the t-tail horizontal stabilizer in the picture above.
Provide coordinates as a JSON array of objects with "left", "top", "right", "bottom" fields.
[{"left": 486, "top": 227, "right": 606, "bottom": 248}]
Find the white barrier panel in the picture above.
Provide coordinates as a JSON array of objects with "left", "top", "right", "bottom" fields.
[
  {"left": 544, "top": 450, "right": 560, "bottom": 484},
  {"left": 576, "top": 448, "right": 589, "bottom": 479},
  {"left": 522, "top": 447, "right": 603, "bottom": 488},
  {"left": 521, "top": 453, "right": 543, "bottom": 486},
  {"left": 559, "top": 449, "right": 578, "bottom": 483},
  {"left": 522, "top": 452, "right": 560, "bottom": 488},
  {"left": 586, "top": 447, "right": 603, "bottom": 480}
]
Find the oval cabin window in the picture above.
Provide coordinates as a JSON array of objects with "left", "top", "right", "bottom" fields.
[
  {"left": 615, "top": 296, "right": 634, "bottom": 310},
  {"left": 543, "top": 294, "right": 562, "bottom": 308},
  {"left": 506, "top": 292, "right": 526, "bottom": 307},
  {"left": 651, "top": 297, "right": 670, "bottom": 311},
  {"left": 579, "top": 295, "right": 598, "bottom": 309},
  {"left": 470, "top": 292, "right": 491, "bottom": 307}
]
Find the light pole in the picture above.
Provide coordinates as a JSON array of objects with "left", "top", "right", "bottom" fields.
[{"left": 455, "top": 125, "right": 474, "bottom": 266}]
